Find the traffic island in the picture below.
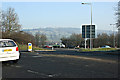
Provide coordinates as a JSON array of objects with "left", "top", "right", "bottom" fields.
[
  {"left": 77, "top": 48, "right": 119, "bottom": 55},
  {"left": 34, "top": 50, "right": 56, "bottom": 52}
]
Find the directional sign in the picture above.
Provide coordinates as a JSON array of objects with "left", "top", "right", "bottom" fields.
[{"left": 82, "top": 25, "right": 95, "bottom": 38}]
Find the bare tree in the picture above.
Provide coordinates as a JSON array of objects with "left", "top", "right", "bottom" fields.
[
  {"left": 35, "top": 32, "right": 47, "bottom": 47},
  {"left": 0, "top": 7, "right": 36, "bottom": 45},
  {"left": 35, "top": 32, "right": 40, "bottom": 47},
  {"left": 39, "top": 34, "right": 47, "bottom": 47},
  {"left": 61, "top": 33, "right": 84, "bottom": 48},
  {"left": 2, "top": 7, "right": 21, "bottom": 36},
  {"left": 69, "top": 33, "right": 84, "bottom": 47}
]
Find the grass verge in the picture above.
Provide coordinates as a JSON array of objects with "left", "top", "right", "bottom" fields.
[
  {"left": 79, "top": 48, "right": 118, "bottom": 52},
  {"left": 17, "top": 43, "right": 48, "bottom": 51}
]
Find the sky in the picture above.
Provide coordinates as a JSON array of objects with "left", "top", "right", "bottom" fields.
[{"left": 1, "top": 2, "right": 118, "bottom": 30}]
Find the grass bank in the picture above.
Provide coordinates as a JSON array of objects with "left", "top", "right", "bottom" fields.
[
  {"left": 79, "top": 48, "right": 118, "bottom": 52},
  {"left": 17, "top": 43, "right": 48, "bottom": 51}
]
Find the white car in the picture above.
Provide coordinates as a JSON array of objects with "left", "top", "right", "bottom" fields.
[
  {"left": 0, "top": 39, "right": 20, "bottom": 63},
  {"left": 101, "top": 45, "right": 111, "bottom": 48}
]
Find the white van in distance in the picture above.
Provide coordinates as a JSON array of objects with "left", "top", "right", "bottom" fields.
[{"left": 0, "top": 39, "right": 20, "bottom": 63}]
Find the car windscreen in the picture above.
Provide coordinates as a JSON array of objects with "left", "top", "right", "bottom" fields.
[{"left": 0, "top": 41, "right": 16, "bottom": 47}]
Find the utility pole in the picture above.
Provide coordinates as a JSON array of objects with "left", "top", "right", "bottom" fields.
[{"left": 0, "top": 6, "right": 2, "bottom": 39}]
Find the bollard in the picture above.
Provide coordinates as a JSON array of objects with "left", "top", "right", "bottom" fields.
[
  {"left": 28, "top": 43, "right": 32, "bottom": 52},
  {"left": 52, "top": 46, "right": 54, "bottom": 50}
]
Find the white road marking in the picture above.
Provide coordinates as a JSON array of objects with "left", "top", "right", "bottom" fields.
[
  {"left": 85, "top": 65, "right": 89, "bottom": 67},
  {"left": 32, "top": 55, "right": 43, "bottom": 58},
  {"left": 47, "top": 73, "right": 61, "bottom": 77},
  {"left": 27, "top": 69, "right": 61, "bottom": 77},
  {"left": 14, "top": 65, "right": 22, "bottom": 68},
  {"left": 10, "top": 65, "right": 22, "bottom": 68},
  {"left": 27, "top": 70, "right": 39, "bottom": 74},
  {"left": 48, "top": 75, "right": 54, "bottom": 77}
]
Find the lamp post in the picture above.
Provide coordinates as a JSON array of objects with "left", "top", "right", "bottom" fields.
[
  {"left": 110, "top": 24, "right": 116, "bottom": 48},
  {"left": 0, "top": 26, "right": 2, "bottom": 39},
  {"left": 81, "top": 2, "right": 92, "bottom": 50},
  {"left": 0, "top": 7, "right": 2, "bottom": 39}
]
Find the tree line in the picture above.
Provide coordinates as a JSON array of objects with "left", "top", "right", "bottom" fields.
[
  {"left": 61, "top": 33, "right": 119, "bottom": 48},
  {"left": 61, "top": 1, "right": 120, "bottom": 48},
  {"left": 0, "top": 7, "right": 47, "bottom": 47}
]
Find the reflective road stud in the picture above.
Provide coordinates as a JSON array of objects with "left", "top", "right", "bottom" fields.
[{"left": 28, "top": 43, "right": 32, "bottom": 52}]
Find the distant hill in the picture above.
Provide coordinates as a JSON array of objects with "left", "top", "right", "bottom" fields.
[{"left": 22, "top": 27, "right": 117, "bottom": 42}]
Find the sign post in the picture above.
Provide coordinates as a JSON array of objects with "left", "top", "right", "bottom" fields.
[
  {"left": 85, "top": 25, "right": 87, "bottom": 49},
  {"left": 28, "top": 43, "right": 32, "bottom": 52}
]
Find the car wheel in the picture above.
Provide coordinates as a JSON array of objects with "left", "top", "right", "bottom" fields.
[{"left": 12, "top": 59, "right": 19, "bottom": 64}]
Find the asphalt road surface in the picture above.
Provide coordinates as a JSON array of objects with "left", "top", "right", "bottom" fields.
[{"left": 1, "top": 48, "right": 120, "bottom": 79}]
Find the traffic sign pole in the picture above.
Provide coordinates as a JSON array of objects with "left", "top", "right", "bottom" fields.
[
  {"left": 85, "top": 25, "right": 87, "bottom": 49},
  {"left": 85, "top": 38, "right": 87, "bottom": 49}
]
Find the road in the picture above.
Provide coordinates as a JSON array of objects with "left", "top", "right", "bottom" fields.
[{"left": 1, "top": 48, "right": 119, "bottom": 79}]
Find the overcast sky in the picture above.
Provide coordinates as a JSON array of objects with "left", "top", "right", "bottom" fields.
[{"left": 2, "top": 2, "right": 118, "bottom": 30}]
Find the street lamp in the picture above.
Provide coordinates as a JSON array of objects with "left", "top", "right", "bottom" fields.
[
  {"left": 110, "top": 24, "right": 116, "bottom": 48},
  {"left": 0, "top": 26, "right": 2, "bottom": 39},
  {"left": 81, "top": 2, "right": 92, "bottom": 50}
]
